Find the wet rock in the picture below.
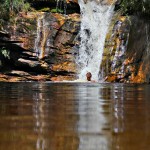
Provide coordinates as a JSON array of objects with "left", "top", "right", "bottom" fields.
[
  {"left": 0, "top": 74, "right": 9, "bottom": 82},
  {"left": 101, "top": 15, "right": 150, "bottom": 83},
  {"left": 26, "top": 74, "right": 51, "bottom": 81},
  {"left": 6, "top": 12, "right": 37, "bottom": 50},
  {"left": 0, "top": 72, "right": 51, "bottom": 82},
  {"left": 6, "top": 70, "right": 31, "bottom": 77},
  {"left": 15, "top": 58, "right": 49, "bottom": 73},
  {"left": 0, "top": 31, "right": 10, "bottom": 43},
  {"left": 0, "top": 12, "right": 80, "bottom": 82},
  {"left": 66, "top": 0, "right": 78, "bottom": 4},
  {"left": 54, "top": 31, "right": 73, "bottom": 48},
  {"left": 51, "top": 75, "right": 75, "bottom": 81},
  {"left": 61, "top": 20, "right": 80, "bottom": 33},
  {"left": 51, "top": 62, "right": 77, "bottom": 73},
  {"left": 33, "top": 12, "right": 80, "bottom": 80}
]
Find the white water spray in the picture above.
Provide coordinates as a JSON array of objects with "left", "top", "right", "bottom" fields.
[
  {"left": 77, "top": 0, "right": 114, "bottom": 81},
  {"left": 34, "top": 15, "right": 44, "bottom": 58}
]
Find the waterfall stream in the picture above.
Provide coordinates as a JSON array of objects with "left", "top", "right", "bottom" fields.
[
  {"left": 34, "top": 14, "right": 50, "bottom": 59},
  {"left": 77, "top": 0, "right": 114, "bottom": 81},
  {"left": 55, "top": 0, "right": 67, "bottom": 14},
  {"left": 34, "top": 15, "right": 44, "bottom": 58}
]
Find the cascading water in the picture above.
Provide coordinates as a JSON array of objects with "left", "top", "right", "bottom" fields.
[
  {"left": 34, "top": 14, "right": 50, "bottom": 59},
  {"left": 34, "top": 13, "right": 58, "bottom": 59},
  {"left": 34, "top": 15, "right": 44, "bottom": 58},
  {"left": 77, "top": 0, "right": 114, "bottom": 81},
  {"left": 55, "top": 0, "right": 67, "bottom": 14},
  {"left": 110, "top": 20, "right": 130, "bottom": 74}
]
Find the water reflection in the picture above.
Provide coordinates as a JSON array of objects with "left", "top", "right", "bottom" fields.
[
  {"left": 0, "top": 83, "right": 150, "bottom": 150},
  {"left": 112, "top": 84, "right": 150, "bottom": 150},
  {"left": 76, "top": 85, "right": 112, "bottom": 150},
  {"left": 0, "top": 82, "right": 113, "bottom": 150},
  {"left": 32, "top": 83, "right": 79, "bottom": 150}
]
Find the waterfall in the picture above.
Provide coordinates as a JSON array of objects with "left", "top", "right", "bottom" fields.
[
  {"left": 77, "top": 0, "right": 114, "bottom": 81},
  {"left": 34, "top": 14, "right": 44, "bottom": 58},
  {"left": 55, "top": 0, "right": 67, "bottom": 14},
  {"left": 34, "top": 14, "right": 50, "bottom": 59},
  {"left": 34, "top": 13, "right": 57, "bottom": 59}
]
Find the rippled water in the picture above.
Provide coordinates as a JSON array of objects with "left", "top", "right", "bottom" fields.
[{"left": 0, "top": 82, "right": 150, "bottom": 150}]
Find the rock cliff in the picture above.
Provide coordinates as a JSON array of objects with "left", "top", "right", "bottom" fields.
[
  {"left": 0, "top": 12, "right": 80, "bottom": 82},
  {"left": 101, "top": 15, "right": 150, "bottom": 83}
]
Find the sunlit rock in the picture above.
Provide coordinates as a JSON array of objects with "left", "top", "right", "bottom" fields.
[
  {"left": 51, "top": 62, "right": 77, "bottom": 73},
  {"left": 66, "top": 0, "right": 78, "bottom": 3},
  {"left": 33, "top": 12, "right": 80, "bottom": 80},
  {"left": 51, "top": 75, "right": 75, "bottom": 81},
  {"left": 101, "top": 15, "right": 150, "bottom": 83}
]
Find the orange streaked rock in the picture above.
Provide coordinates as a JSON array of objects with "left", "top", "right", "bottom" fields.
[
  {"left": 105, "top": 74, "right": 117, "bottom": 82},
  {"left": 132, "top": 63, "right": 145, "bottom": 83},
  {"left": 52, "top": 62, "right": 77, "bottom": 73},
  {"left": 51, "top": 75, "right": 75, "bottom": 81},
  {"left": 52, "top": 13, "right": 66, "bottom": 26},
  {"left": 66, "top": 0, "right": 78, "bottom": 4}
]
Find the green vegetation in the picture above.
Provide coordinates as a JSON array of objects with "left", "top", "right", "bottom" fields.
[
  {"left": 51, "top": 8, "right": 63, "bottom": 13},
  {"left": 0, "top": 47, "right": 10, "bottom": 59},
  {"left": 119, "top": 0, "right": 150, "bottom": 15},
  {"left": 1, "top": 0, "right": 31, "bottom": 14},
  {"left": 38, "top": 7, "right": 51, "bottom": 12},
  {"left": 0, "top": 0, "right": 31, "bottom": 29},
  {"left": 0, "top": 0, "right": 150, "bottom": 29}
]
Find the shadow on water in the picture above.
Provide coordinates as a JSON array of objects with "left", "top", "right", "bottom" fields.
[{"left": 0, "top": 82, "right": 150, "bottom": 150}]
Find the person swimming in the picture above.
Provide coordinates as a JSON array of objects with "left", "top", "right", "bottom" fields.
[
  {"left": 86, "top": 72, "right": 96, "bottom": 82},
  {"left": 86, "top": 72, "right": 92, "bottom": 81}
]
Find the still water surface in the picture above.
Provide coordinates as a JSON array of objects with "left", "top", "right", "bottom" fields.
[{"left": 0, "top": 82, "right": 150, "bottom": 150}]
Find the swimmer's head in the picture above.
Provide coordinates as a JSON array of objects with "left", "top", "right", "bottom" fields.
[{"left": 86, "top": 72, "right": 92, "bottom": 81}]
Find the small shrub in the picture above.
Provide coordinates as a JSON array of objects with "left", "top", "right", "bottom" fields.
[{"left": 0, "top": 47, "right": 10, "bottom": 59}]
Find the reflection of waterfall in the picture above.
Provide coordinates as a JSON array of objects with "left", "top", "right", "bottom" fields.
[
  {"left": 77, "top": 0, "right": 114, "bottom": 81},
  {"left": 33, "top": 83, "right": 47, "bottom": 150},
  {"left": 76, "top": 85, "right": 112, "bottom": 150}
]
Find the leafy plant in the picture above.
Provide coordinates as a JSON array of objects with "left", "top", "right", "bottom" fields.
[
  {"left": 51, "top": 8, "right": 63, "bottom": 13},
  {"left": 0, "top": 0, "right": 31, "bottom": 29},
  {"left": 38, "top": 7, "right": 51, "bottom": 12},
  {"left": 120, "top": 0, "right": 150, "bottom": 15},
  {"left": 4, "top": 0, "right": 30, "bottom": 13},
  {"left": 0, "top": 47, "right": 10, "bottom": 59}
]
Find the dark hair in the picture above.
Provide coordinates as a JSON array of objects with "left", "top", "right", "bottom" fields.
[{"left": 86, "top": 72, "right": 92, "bottom": 78}]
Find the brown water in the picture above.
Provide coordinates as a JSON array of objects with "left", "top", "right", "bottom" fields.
[{"left": 0, "top": 82, "right": 150, "bottom": 150}]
